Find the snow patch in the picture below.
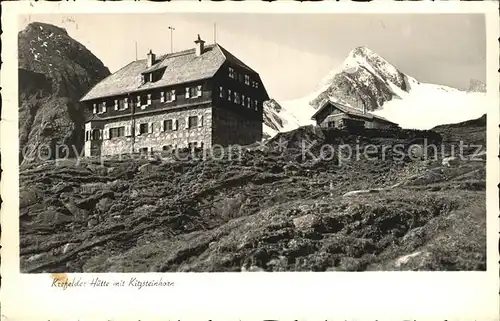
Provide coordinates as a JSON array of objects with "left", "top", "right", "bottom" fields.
[{"left": 372, "top": 82, "right": 488, "bottom": 130}]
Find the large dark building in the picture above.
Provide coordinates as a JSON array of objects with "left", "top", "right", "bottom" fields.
[{"left": 80, "top": 35, "right": 269, "bottom": 156}]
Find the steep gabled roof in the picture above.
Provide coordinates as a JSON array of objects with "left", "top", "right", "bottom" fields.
[
  {"left": 80, "top": 43, "right": 260, "bottom": 102},
  {"left": 311, "top": 99, "right": 398, "bottom": 125}
]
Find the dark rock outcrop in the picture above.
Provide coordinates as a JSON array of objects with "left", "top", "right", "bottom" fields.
[{"left": 18, "top": 22, "right": 110, "bottom": 163}]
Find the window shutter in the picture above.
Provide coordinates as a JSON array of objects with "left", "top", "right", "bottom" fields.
[
  {"left": 173, "top": 119, "right": 178, "bottom": 131},
  {"left": 172, "top": 90, "right": 176, "bottom": 101},
  {"left": 92, "top": 104, "right": 97, "bottom": 114},
  {"left": 185, "top": 117, "right": 190, "bottom": 129},
  {"left": 147, "top": 94, "right": 152, "bottom": 105},
  {"left": 161, "top": 120, "right": 165, "bottom": 132},
  {"left": 198, "top": 115, "right": 203, "bottom": 128},
  {"left": 137, "top": 96, "right": 141, "bottom": 107},
  {"left": 125, "top": 125, "right": 131, "bottom": 137},
  {"left": 197, "top": 85, "right": 202, "bottom": 97},
  {"left": 148, "top": 122, "right": 153, "bottom": 133},
  {"left": 136, "top": 123, "right": 141, "bottom": 136},
  {"left": 102, "top": 102, "right": 107, "bottom": 113},
  {"left": 114, "top": 100, "right": 118, "bottom": 111},
  {"left": 160, "top": 92, "right": 165, "bottom": 103},
  {"left": 185, "top": 87, "right": 190, "bottom": 99},
  {"left": 103, "top": 129, "right": 109, "bottom": 140}
]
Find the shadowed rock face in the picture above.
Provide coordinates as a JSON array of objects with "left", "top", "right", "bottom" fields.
[{"left": 18, "top": 22, "right": 110, "bottom": 163}]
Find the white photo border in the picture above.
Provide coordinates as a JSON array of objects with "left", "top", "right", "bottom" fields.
[{"left": 1, "top": 1, "right": 499, "bottom": 320}]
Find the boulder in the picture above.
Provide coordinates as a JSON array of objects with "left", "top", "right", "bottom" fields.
[
  {"left": 442, "top": 156, "right": 460, "bottom": 167},
  {"left": 292, "top": 214, "right": 321, "bottom": 232}
]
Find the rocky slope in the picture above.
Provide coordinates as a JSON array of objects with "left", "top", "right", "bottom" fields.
[
  {"left": 467, "top": 79, "right": 486, "bottom": 93},
  {"left": 265, "top": 46, "right": 488, "bottom": 135},
  {"left": 19, "top": 115, "right": 486, "bottom": 272},
  {"left": 18, "top": 22, "right": 110, "bottom": 163}
]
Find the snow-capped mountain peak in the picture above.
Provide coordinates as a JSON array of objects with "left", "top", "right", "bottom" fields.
[{"left": 262, "top": 46, "right": 488, "bottom": 137}]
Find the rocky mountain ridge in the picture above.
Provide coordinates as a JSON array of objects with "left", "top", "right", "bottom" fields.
[{"left": 18, "top": 22, "right": 110, "bottom": 162}]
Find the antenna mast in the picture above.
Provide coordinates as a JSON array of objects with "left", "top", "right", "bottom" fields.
[
  {"left": 214, "top": 23, "right": 217, "bottom": 44},
  {"left": 168, "top": 26, "right": 175, "bottom": 53}
]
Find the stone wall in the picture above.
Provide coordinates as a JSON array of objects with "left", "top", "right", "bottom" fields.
[
  {"left": 100, "top": 106, "right": 212, "bottom": 156},
  {"left": 212, "top": 106, "right": 262, "bottom": 146}
]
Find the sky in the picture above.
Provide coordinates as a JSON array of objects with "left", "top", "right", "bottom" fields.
[{"left": 19, "top": 13, "right": 486, "bottom": 101}]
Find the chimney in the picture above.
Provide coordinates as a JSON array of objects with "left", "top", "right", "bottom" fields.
[
  {"left": 362, "top": 102, "right": 367, "bottom": 115},
  {"left": 147, "top": 49, "right": 156, "bottom": 67},
  {"left": 194, "top": 34, "right": 205, "bottom": 57}
]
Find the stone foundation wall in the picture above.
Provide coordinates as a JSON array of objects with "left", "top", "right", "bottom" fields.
[
  {"left": 212, "top": 106, "right": 262, "bottom": 147},
  {"left": 100, "top": 106, "right": 212, "bottom": 156}
]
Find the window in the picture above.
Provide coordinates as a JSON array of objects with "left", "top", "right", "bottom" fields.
[
  {"left": 109, "top": 126, "right": 125, "bottom": 139},
  {"left": 124, "top": 98, "right": 129, "bottom": 109},
  {"left": 162, "top": 90, "right": 175, "bottom": 102},
  {"left": 246, "top": 97, "right": 251, "bottom": 108},
  {"left": 234, "top": 92, "right": 240, "bottom": 104},
  {"left": 252, "top": 80, "right": 259, "bottom": 88},
  {"left": 92, "top": 104, "right": 97, "bottom": 114},
  {"left": 166, "top": 90, "right": 176, "bottom": 102},
  {"left": 163, "top": 119, "right": 173, "bottom": 131},
  {"left": 238, "top": 73, "right": 244, "bottom": 83},
  {"left": 227, "top": 89, "right": 232, "bottom": 101},
  {"left": 254, "top": 100, "right": 259, "bottom": 111},
  {"left": 241, "top": 94, "right": 246, "bottom": 106},
  {"left": 147, "top": 94, "right": 152, "bottom": 105},
  {"left": 188, "top": 116, "right": 198, "bottom": 129},
  {"left": 219, "top": 86, "right": 224, "bottom": 98},
  {"left": 245, "top": 75, "right": 250, "bottom": 85},
  {"left": 139, "top": 123, "right": 149, "bottom": 135},
  {"left": 117, "top": 99, "right": 125, "bottom": 110},
  {"left": 162, "top": 145, "right": 172, "bottom": 151},
  {"left": 139, "top": 147, "right": 148, "bottom": 154},
  {"left": 188, "top": 142, "right": 198, "bottom": 150},
  {"left": 186, "top": 86, "right": 201, "bottom": 99},
  {"left": 91, "top": 129, "right": 100, "bottom": 140},
  {"left": 229, "top": 67, "right": 235, "bottom": 79},
  {"left": 98, "top": 102, "right": 106, "bottom": 114}
]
